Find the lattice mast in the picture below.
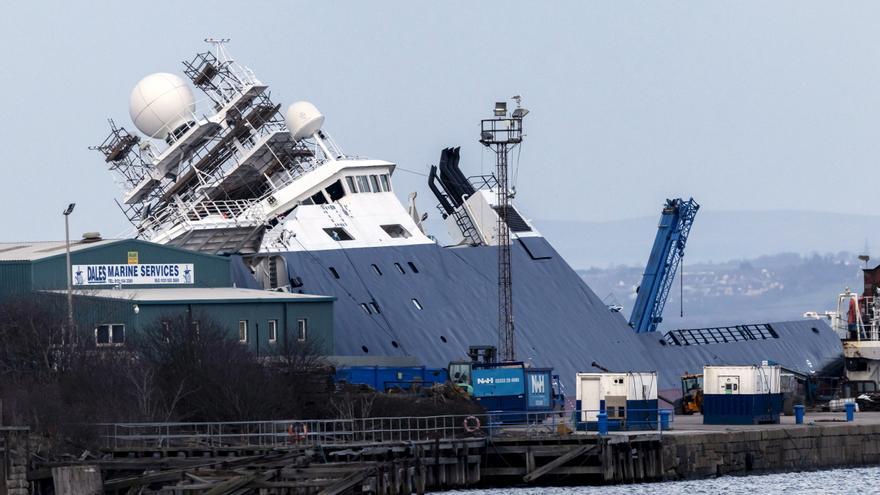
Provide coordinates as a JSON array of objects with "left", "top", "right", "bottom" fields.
[{"left": 479, "top": 97, "right": 528, "bottom": 362}]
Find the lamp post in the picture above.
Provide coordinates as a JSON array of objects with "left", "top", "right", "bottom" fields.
[{"left": 63, "top": 203, "right": 75, "bottom": 345}]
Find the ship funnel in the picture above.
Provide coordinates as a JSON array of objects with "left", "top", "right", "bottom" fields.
[
  {"left": 129, "top": 73, "right": 196, "bottom": 140},
  {"left": 285, "top": 101, "right": 325, "bottom": 141}
]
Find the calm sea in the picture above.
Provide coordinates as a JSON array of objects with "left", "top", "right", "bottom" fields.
[{"left": 435, "top": 466, "right": 880, "bottom": 495}]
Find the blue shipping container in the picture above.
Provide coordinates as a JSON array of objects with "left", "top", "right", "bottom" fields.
[
  {"left": 703, "top": 393, "right": 784, "bottom": 425},
  {"left": 472, "top": 366, "right": 525, "bottom": 397}
]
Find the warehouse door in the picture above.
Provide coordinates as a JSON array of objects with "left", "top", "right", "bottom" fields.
[{"left": 719, "top": 376, "right": 740, "bottom": 395}]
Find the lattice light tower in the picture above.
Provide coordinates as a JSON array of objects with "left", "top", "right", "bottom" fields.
[{"left": 480, "top": 97, "right": 528, "bottom": 362}]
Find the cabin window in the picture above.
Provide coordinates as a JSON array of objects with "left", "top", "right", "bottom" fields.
[
  {"left": 371, "top": 264, "right": 383, "bottom": 276},
  {"left": 394, "top": 262, "right": 405, "bottom": 274},
  {"left": 268, "top": 319, "right": 278, "bottom": 343},
  {"left": 380, "top": 174, "right": 391, "bottom": 191},
  {"left": 310, "top": 191, "right": 328, "bottom": 205},
  {"left": 324, "top": 227, "right": 354, "bottom": 241},
  {"left": 325, "top": 180, "right": 346, "bottom": 201},
  {"left": 95, "top": 324, "right": 125, "bottom": 346},
  {"left": 411, "top": 298, "right": 423, "bottom": 310},
  {"left": 361, "top": 303, "right": 373, "bottom": 314},
  {"left": 381, "top": 224, "right": 411, "bottom": 239},
  {"left": 408, "top": 262, "right": 419, "bottom": 273},
  {"left": 356, "top": 175, "right": 371, "bottom": 193},
  {"left": 297, "top": 319, "right": 308, "bottom": 342},
  {"left": 329, "top": 266, "right": 340, "bottom": 279},
  {"left": 370, "top": 301, "right": 381, "bottom": 314},
  {"left": 345, "top": 176, "right": 358, "bottom": 193},
  {"left": 370, "top": 175, "right": 381, "bottom": 193},
  {"left": 239, "top": 320, "right": 248, "bottom": 343}
]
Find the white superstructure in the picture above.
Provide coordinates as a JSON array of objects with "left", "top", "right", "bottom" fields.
[{"left": 94, "top": 40, "right": 537, "bottom": 257}]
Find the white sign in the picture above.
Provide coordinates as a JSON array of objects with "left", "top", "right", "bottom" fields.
[{"left": 72, "top": 264, "right": 195, "bottom": 286}]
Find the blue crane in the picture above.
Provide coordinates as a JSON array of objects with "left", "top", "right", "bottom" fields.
[{"left": 628, "top": 198, "right": 700, "bottom": 333}]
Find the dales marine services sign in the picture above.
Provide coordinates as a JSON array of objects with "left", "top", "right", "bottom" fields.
[{"left": 73, "top": 264, "right": 194, "bottom": 286}]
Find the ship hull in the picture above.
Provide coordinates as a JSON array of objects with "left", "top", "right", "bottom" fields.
[{"left": 235, "top": 237, "right": 842, "bottom": 393}]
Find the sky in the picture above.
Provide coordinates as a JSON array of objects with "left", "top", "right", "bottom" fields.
[{"left": 2, "top": 1, "right": 880, "bottom": 242}]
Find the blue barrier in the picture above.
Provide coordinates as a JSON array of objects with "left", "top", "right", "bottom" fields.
[
  {"left": 794, "top": 404, "right": 804, "bottom": 425},
  {"left": 846, "top": 402, "right": 855, "bottom": 422}
]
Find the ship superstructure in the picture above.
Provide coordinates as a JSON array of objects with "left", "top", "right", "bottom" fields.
[{"left": 94, "top": 41, "right": 844, "bottom": 393}]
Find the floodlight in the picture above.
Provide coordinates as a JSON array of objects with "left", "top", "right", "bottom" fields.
[{"left": 494, "top": 101, "right": 507, "bottom": 117}]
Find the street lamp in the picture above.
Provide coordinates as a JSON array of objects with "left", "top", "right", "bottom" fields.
[{"left": 63, "top": 203, "right": 75, "bottom": 345}]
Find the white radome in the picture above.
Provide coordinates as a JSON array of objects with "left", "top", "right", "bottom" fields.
[
  {"left": 129, "top": 73, "right": 196, "bottom": 139},
  {"left": 285, "top": 101, "right": 325, "bottom": 141}
]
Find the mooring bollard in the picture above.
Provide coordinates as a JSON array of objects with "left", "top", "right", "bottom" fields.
[
  {"left": 794, "top": 404, "right": 805, "bottom": 424},
  {"left": 845, "top": 402, "right": 855, "bottom": 422},
  {"left": 659, "top": 409, "right": 671, "bottom": 431},
  {"left": 598, "top": 412, "right": 608, "bottom": 436}
]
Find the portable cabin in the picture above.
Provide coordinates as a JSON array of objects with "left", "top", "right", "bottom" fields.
[
  {"left": 575, "top": 372, "right": 659, "bottom": 431},
  {"left": 471, "top": 363, "right": 561, "bottom": 423},
  {"left": 702, "top": 364, "right": 783, "bottom": 425}
]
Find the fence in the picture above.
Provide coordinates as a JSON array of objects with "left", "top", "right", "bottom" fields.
[{"left": 101, "top": 408, "right": 674, "bottom": 450}]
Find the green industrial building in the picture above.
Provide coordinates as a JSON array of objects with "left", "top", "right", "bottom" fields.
[{"left": 0, "top": 237, "right": 334, "bottom": 354}]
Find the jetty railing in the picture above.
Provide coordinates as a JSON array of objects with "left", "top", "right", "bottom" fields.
[{"left": 100, "top": 408, "right": 673, "bottom": 450}]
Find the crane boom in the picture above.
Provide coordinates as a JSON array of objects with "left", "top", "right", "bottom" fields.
[{"left": 629, "top": 198, "right": 700, "bottom": 333}]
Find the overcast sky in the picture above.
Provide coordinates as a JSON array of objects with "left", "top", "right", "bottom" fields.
[{"left": 2, "top": 1, "right": 879, "bottom": 242}]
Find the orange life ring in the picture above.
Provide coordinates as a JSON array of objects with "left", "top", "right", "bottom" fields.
[
  {"left": 287, "top": 422, "right": 308, "bottom": 441},
  {"left": 463, "top": 416, "right": 481, "bottom": 433}
]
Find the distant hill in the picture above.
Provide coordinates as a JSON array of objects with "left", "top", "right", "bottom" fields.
[
  {"left": 578, "top": 252, "right": 864, "bottom": 331},
  {"left": 537, "top": 210, "right": 880, "bottom": 269}
]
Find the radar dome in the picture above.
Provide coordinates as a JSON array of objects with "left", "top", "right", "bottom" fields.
[
  {"left": 285, "top": 101, "right": 325, "bottom": 141},
  {"left": 129, "top": 73, "right": 196, "bottom": 139}
]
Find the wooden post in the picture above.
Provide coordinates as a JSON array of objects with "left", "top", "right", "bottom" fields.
[{"left": 52, "top": 466, "right": 103, "bottom": 495}]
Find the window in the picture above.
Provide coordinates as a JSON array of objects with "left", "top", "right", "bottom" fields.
[
  {"left": 329, "top": 266, "right": 340, "bottom": 279},
  {"left": 370, "top": 301, "right": 381, "bottom": 314},
  {"left": 325, "top": 180, "right": 345, "bottom": 201},
  {"left": 356, "top": 175, "right": 371, "bottom": 193},
  {"left": 345, "top": 176, "right": 357, "bottom": 193},
  {"left": 268, "top": 319, "right": 278, "bottom": 343},
  {"left": 369, "top": 175, "right": 381, "bottom": 193},
  {"left": 371, "top": 264, "right": 383, "bottom": 276},
  {"left": 324, "top": 227, "right": 354, "bottom": 241},
  {"left": 380, "top": 174, "right": 391, "bottom": 192},
  {"left": 239, "top": 320, "right": 248, "bottom": 343},
  {"left": 408, "top": 262, "right": 419, "bottom": 273},
  {"left": 310, "top": 191, "right": 328, "bottom": 205},
  {"left": 394, "top": 262, "right": 405, "bottom": 274},
  {"left": 96, "top": 324, "right": 125, "bottom": 346},
  {"left": 411, "top": 298, "right": 423, "bottom": 310},
  {"left": 381, "top": 224, "right": 411, "bottom": 239},
  {"left": 297, "top": 319, "right": 308, "bottom": 342},
  {"left": 361, "top": 303, "right": 373, "bottom": 314}
]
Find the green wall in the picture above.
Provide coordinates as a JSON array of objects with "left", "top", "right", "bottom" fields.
[{"left": 72, "top": 296, "right": 334, "bottom": 356}]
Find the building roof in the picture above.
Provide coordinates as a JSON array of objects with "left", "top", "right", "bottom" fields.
[
  {"left": 0, "top": 239, "right": 118, "bottom": 261},
  {"left": 51, "top": 287, "right": 335, "bottom": 304}
]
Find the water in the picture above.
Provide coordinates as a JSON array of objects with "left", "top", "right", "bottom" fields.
[{"left": 435, "top": 466, "right": 880, "bottom": 495}]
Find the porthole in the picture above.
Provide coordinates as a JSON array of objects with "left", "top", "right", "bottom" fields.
[
  {"left": 361, "top": 345, "right": 369, "bottom": 353},
  {"left": 361, "top": 303, "right": 372, "bottom": 315},
  {"left": 394, "top": 262, "right": 405, "bottom": 274},
  {"left": 411, "top": 298, "right": 423, "bottom": 310},
  {"left": 391, "top": 340, "right": 399, "bottom": 348},
  {"left": 812, "top": 327, "right": 820, "bottom": 334},
  {"left": 370, "top": 302, "right": 381, "bottom": 314},
  {"left": 371, "top": 264, "right": 382, "bottom": 276},
  {"left": 329, "top": 267, "right": 340, "bottom": 279},
  {"left": 440, "top": 335, "right": 448, "bottom": 343},
  {"left": 408, "top": 262, "right": 419, "bottom": 273}
]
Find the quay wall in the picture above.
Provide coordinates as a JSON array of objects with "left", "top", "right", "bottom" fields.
[{"left": 660, "top": 423, "right": 880, "bottom": 480}]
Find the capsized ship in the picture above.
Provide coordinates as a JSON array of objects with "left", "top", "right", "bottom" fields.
[{"left": 93, "top": 41, "right": 842, "bottom": 393}]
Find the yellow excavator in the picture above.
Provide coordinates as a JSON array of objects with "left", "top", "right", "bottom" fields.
[{"left": 680, "top": 373, "right": 703, "bottom": 415}]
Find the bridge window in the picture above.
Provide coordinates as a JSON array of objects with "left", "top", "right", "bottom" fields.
[
  {"left": 381, "top": 224, "right": 411, "bottom": 239},
  {"left": 345, "top": 176, "right": 357, "bottom": 193},
  {"left": 310, "top": 191, "right": 328, "bottom": 205},
  {"left": 380, "top": 174, "right": 391, "bottom": 191},
  {"left": 370, "top": 175, "right": 381, "bottom": 193},
  {"left": 324, "top": 227, "right": 353, "bottom": 241},
  {"left": 356, "top": 176, "right": 371, "bottom": 193},
  {"left": 325, "top": 179, "right": 346, "bottom": 201}
]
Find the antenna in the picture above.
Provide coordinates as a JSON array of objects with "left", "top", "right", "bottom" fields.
[{"left": 480, "top": 96, "right": 529, "bottom": 362}]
